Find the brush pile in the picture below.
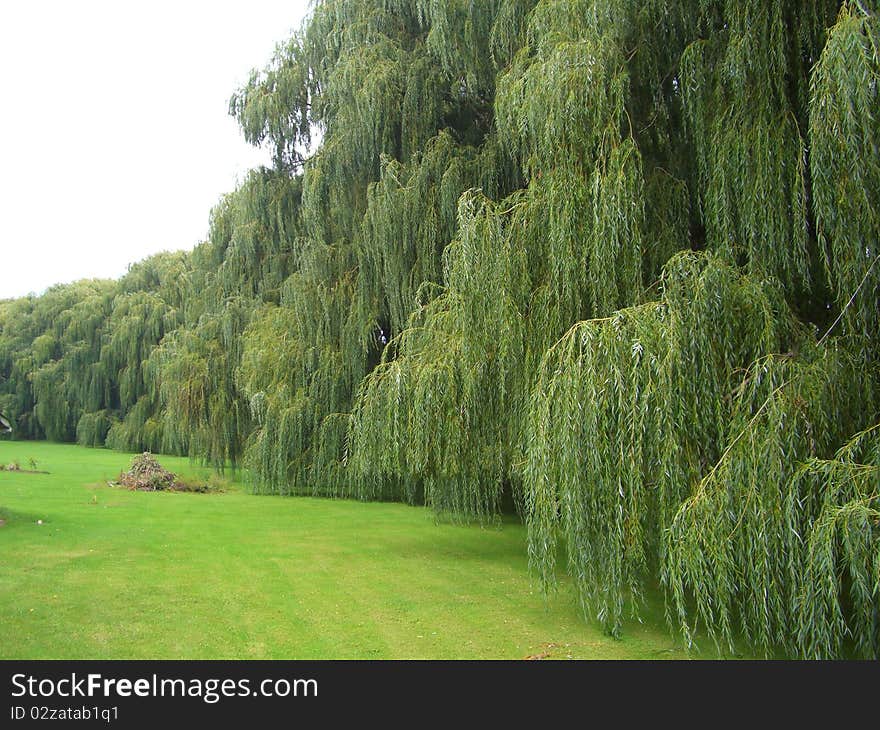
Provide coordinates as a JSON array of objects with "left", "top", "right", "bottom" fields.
[{"left": 117, "top": 453, "right": 177, "bottom": 491}]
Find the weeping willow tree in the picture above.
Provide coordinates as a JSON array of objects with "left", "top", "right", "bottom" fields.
[
  {"left": 348, "top": 0, "right": 680, "bottom": 524},
  {"left": 146, "top": 300, "right": 251, "bottom": 467},
  {"left": 234, "top": 0, "right": 527, "bottom": 496},
  {"left": 350, "top": 191, "right": 535, "bottom": 516},
  {"left": 1, "top": 281, "right": 116, "bottom": 440},
  {"left": 349, "top": 0, "right": 879, "bottom": 654},
  {"left": 28, "top": 281, "right": 116, "bottom": 442},
  {"left": 524, "top": 252, "right": 800, "bottom": 635},
  {"left": 66, "top": 157, "right": 298, "bottom": 461},
  {"left": 346, "top": 0, "right": 679, "bottom": 519},
  {"left": 0, "top": 251, "right": 192, "bottom": 450},
  {"left": 238, "top": 270, "right": 365, "bottom": 497}
]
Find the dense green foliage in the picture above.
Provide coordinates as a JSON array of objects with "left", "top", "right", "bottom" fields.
[{"left": 2, "top": 0, "right": 878, "bottom": 658}]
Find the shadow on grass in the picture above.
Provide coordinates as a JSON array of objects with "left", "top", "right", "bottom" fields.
[{"left": 0, "top": 507, "right": 50, "bottom": 530}]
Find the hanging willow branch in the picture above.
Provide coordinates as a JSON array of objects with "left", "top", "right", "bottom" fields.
[
  {"left": 811, "top": 2, "right": 880, "bottom": 361},
  {"left": 793, "top": 422, "right": 880, "bottom": 659},
  {"left": 665, "top": 343, "right": 875, "bottom": 657},
  {"left": 525, "top": 251, "right": 796, "bottom": 636}
]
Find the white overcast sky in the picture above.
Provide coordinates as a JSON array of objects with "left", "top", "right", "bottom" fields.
[{"left": 0, "top": 0, "right": 312, "bottom": 300}]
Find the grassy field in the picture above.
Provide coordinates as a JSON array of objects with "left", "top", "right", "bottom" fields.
[{"left": 0, "top": 441, "right": 695, "bottom": 659}]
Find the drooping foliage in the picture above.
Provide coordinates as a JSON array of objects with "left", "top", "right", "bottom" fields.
[
  {"left": 665, "top": 343, "right": 874, "bottom": 656},
  {"left": 141, "top": 167, "right": 304, "bottom": 467},
  {"left": 2, "top": 0, "right": 879, "bottom": 658},
  {"left": 525, "top": 252, "right": 801, "bottom": 635},
  {"left": 810, "top": 2, "right": 880, "bottom": 356},
  {"left": 791, "top": 424, "right": 880, "bottom": 659},
  {"left": 350, "top": 191, "right": 536, "bottom": 517}
]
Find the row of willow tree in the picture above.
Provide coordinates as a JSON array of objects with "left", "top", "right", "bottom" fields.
[{"left": 1, "top": 0, "right": 878, "bottom": 658}]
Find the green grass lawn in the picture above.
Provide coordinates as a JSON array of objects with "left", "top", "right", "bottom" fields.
[{"left": 0, "top": 441, "right": 694, "bottom": 659}]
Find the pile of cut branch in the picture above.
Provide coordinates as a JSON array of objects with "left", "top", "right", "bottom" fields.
[{"left": 117, "top": 453, "right": 177, "bottom": 491}]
